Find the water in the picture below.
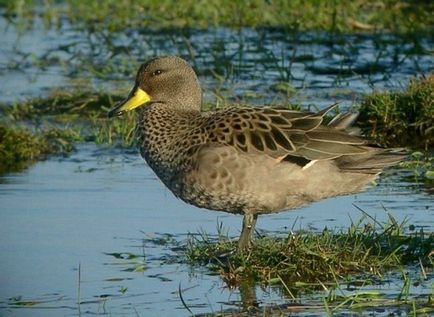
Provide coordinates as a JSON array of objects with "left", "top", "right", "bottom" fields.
[
  {"left": 0, "top": 11, "right": 433, "bottom": 317},
  {"left": 0, "top": 144, "right": 432, "bottom": 316},
  {"left": 1, "top": 16, "right": 432, "bottom": 105}
]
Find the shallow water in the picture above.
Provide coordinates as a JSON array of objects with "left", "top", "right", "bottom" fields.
[
  {"left": 0, "top": 9, "right": 433, "bottom": 317},
  {"left": 0, "top": 144, "right": 432, "bottom": 316},
  {"left": 1, "top": 15, "right": 433, "bottom": 105}
]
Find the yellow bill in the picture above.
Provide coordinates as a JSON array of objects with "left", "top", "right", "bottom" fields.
[{"left": 108, "top": 87, "right": 151, "bottom": 117}]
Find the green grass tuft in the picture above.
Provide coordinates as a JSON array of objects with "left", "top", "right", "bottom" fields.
[
  {"left": 186, "top": 214, "right": 433, "bottom": 290},
  {"left": 0, "top": 125, "right": 82, "bottom": 173},
  {"left": 2, "top": 89, "right": 124, "bottom": 120},
  {"left": 357, "top": 75, "right": 433, "bottom": 150}
]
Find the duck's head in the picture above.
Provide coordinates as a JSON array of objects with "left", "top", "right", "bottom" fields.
[{"left": 108, "top": 56, "right": 202, "bottom": 117}]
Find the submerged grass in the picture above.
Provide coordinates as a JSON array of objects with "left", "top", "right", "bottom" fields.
[{"left": 186, "top": 213, "right": 433, "bottom": 290}]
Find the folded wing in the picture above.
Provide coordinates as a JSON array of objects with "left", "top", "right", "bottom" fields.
[{"left": 205, "top": 104, "right": 369, "bottom": 162}]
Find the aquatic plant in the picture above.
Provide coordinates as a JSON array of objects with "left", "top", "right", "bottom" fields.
[
  {"left": 182, "top": 212, "right": 434, "bottom": 315},
  {"left": 186, "top": 213, "right": 432, "bottom": 289},
  {"left": 2, "top": 89, "right": 124, "bottom": 120},
  {"left": 399, "top": 151, "right": 434, "bottom": 190}
]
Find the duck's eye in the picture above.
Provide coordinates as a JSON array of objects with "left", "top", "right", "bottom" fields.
[{"left": 152, "top": 69, "right": 163, "bottom": 76}]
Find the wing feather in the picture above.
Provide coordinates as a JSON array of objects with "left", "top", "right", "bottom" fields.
[{"left": 204, "top": 105, "right": 369, "bottom": 161}]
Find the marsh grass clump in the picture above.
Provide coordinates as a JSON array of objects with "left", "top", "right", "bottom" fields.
[
  {"left": 357, "top": 76, "right": 433, "bottom": 150},
  {"left": 0, "top": 89, "right": 131, "bottom": 173},
  {"left": 2, "top": 89, "right": 124, "bottom": 120},
  {"left": 0, "top": 89, "right": 136, "bottom": 164},
  {"left": 3, "top": 0, "right": 433, "bottom": 34},
  {"left": 186, "top": 214, "right": 433, "bottom": 289},
  {"left": 41, "top": 126, "right": 83, "bottom": 154},
  {"left": 0, "top": 89, "right": 140, "bottom": 173},
  {"left": 0, "top": 125, "right": 82, "bottom": 173},
  {"left": 0, "top": 125, "right": 48, "bottom": 173}
]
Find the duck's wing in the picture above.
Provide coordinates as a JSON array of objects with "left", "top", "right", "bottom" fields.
[{"left": 205, "top": 104, "right": 368, "bottom": 161}]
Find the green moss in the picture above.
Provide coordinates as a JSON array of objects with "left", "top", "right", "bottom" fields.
[{"left": 358, "top": 76, "right": 433, "bottom": 150}]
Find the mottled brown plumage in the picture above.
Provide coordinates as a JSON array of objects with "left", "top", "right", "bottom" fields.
[{"left": 108, "top": 56, "right": 405, "bottom": 251}]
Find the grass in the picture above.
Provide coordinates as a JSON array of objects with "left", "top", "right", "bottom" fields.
[
  {"left": 0, "top": 89, "right": 132, "bottom": 173},
  {"left": 0, "top": 124, "right": 82, "bottom": 173},
  {"left": 186, "top": 213, "right": 433, "bottom": 289},
  {"left": 184, "top": 213, "right": 433, "bottom": 315},
  {"left": 2, "top": 0, "right": 433, "bottom": 34},
  {"left": 357, "top": 75, "right": 434, "bottom": 150},
  {"left": 2, "top": 89, "right": 124, "bottom": 120}
]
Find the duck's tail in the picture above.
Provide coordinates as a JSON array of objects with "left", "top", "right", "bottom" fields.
[
  {"left": 318, "top": 103, "right": 407, "bottom": 174},
  {"left": 336, "top": 148, "right": 407, "bottom": 174}
]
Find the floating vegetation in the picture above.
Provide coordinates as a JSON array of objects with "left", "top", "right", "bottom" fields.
[
  {"left": 186, "top": 213, "right": 433, "bottom": 290},
  {"left": 269, "top": 82, "right": 296, "bottom": 96},
  {"left": 400, "top": 151, "right": 434, "bottom": 191},
  {"left": 357, "top": 75, "right": 434, "bottom": 150}
]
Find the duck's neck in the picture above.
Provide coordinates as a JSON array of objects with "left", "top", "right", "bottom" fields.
[{"left": 137, "top": 103, "right": 203, "bottom": 187}]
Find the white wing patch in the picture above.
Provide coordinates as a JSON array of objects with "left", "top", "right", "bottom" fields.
[{"left": 302, "top": 160, "right": 317, "bottom": 170}]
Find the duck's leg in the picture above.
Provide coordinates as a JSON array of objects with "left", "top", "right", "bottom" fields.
[{"left": 237, "top": 213, "right": 258, "bottom": 252}]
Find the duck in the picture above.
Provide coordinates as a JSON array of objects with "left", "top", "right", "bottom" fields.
[{"left": 108, "top": 55, "right": 405, "bottom": 252}]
